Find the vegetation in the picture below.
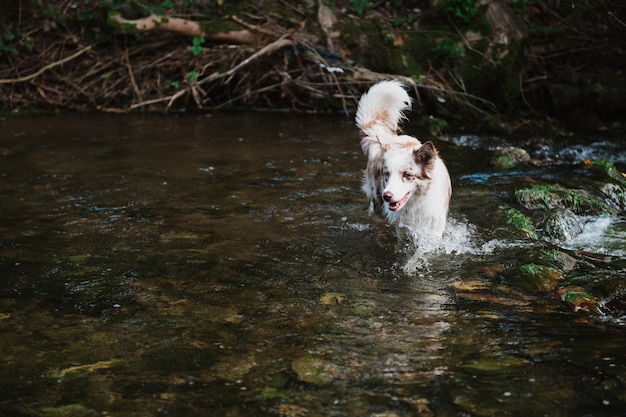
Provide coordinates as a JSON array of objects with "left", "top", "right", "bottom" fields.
[
  {"left": 585, "top": 159, "right": 626, "bottom": 184},
  {"left": 440, "top": 0, "right": 478, "bottom": 23},
  {"left": 500, "top": 206, "right": 538, "bottom": 239},
  {"left": 1, "top": 0, "right": 625, "bottom": 124}
]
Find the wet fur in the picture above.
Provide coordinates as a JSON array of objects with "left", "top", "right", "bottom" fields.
[{"left": 356, "top": 80, "right": 452, "bottom": 239}]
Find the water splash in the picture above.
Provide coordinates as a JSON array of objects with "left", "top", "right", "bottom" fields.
[
  {"left": 400, "top": 217, "right": 530, "bottom": 257},
  {"left": 396, "top": 217, "right": 533, "bottom": 275},
  {"left": 563, "top": 216, "right": 626, "bottom": 256}
]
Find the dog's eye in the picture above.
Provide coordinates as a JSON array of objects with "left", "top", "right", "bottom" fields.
[
  {"left": 402, "top": 171, "right": 414, "bottom": 180},
  {"left": 383, "top": 170, "right": 390, "bottom": 179}
]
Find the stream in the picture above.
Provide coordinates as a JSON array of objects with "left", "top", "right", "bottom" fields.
[{"left": 0, "top": 113, "right": 625, "bottom": 417}]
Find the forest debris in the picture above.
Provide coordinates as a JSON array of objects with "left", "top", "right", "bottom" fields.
[
  {"left": 0, "top": 45, "right": 93, "bottom": 85},
  {"left": 197, "top": 35, "right": 294, "bottom": 87}
]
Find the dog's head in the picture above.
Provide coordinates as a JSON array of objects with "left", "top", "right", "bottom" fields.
[{"left": 381, "top": 141, "right": 438, "bottom": 212}]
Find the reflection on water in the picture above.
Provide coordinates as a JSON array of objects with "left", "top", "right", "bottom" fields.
[{"left": 0, "top": 114, "right": 625, "bottom": 416}]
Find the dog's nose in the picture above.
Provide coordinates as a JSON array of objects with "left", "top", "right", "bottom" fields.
[{"left": 383, "top": 191, "right": 393, "bottom": 202}]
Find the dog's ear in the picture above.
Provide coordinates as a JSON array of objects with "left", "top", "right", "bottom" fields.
[
  {"left": 414, "top": 141, "right": 438, "bottom": 166},
  {"left": 414, "top": 141, "right": 438, "bottom": 178}
]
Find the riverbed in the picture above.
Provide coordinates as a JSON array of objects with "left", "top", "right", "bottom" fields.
[{"left": 1, "top": 113, "right": 624, "bottom": 417}]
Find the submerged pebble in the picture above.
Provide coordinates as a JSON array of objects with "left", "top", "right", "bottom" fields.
[{"left": 291, "top": 356, "right": 342, "bottom": 386}]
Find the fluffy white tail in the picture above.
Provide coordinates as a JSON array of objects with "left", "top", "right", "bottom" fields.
[{"left": 355, "top": 80, "right": 412, "bottom": 134}]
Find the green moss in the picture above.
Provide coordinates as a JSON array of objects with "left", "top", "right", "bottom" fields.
[
  {"left": 558, "top": 287, "right": 603, "bottom": 314},
  {"left": 519, "top": 263, "right": 547, "bottom": 276},
  {"left": 515, "top": 263, "right": 564, "bottom": 292},
  {"left": 539, "top": 249, "right": 576, "bottom": 270},
  {"left": 587, "top": 159, "right": 626, "bottom": 184},
  {"left": 494, "top": 155, "right": 514, "bottom": 169},
  {"left": 499, "top": 206, "right": 538, "bottom": 239}
]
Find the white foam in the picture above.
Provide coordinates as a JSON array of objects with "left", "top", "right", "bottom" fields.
[
  {"left": 555, "top": 141, "right": 626, "bottom": 165},
  {"left": 563, "top": 216, "right": 626, "bottom": 256},
  {"left": 400, "top": 217, "right": 531, "bottom": 256},
  {"left": 346, "top": 222, "right": 371, "bottom": 232}
]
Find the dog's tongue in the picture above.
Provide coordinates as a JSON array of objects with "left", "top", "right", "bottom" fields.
[{"left": 388, "top": 192, "right": 410, "bottom": 211}]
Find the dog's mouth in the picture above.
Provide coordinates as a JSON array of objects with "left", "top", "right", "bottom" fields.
[{"left": 388, "top": 192, "right": 411, "bottom": 211}]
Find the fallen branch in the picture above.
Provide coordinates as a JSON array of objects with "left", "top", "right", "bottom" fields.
[
  {"left": 107, "top": 12, "right": 257, "bottom": 44},
  {"left": 124, "top": 44, "right": 142, "bottom": 103},
  {"left": 197, "top": 35, "right": 294, "bottom": 88},
  {"left": 0, "top": 45, "right": 93, "bottom": 84}
]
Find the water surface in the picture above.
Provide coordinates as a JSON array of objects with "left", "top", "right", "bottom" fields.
[{"left": 1, "top": 114, "right": 625, "bottom": 416}]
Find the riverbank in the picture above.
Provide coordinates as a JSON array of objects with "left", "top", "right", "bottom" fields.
[{"left": 1, "top": 1, "right": 625, "bottom": 131}]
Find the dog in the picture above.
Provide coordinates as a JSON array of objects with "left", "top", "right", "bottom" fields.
[{"left": 356, "top": 80, "right": 452, "bottom": 240}]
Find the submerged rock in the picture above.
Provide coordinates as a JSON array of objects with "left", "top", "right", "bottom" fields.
[
  {"left": 556, "top": 286, "right": 603, "bottom": 315},
  {"left": 589, "top": 277, "right": 626, "bottom": 316},
  {"left": 506, "top": 263, "right": 564, "bottom": 292},
  {"left": 600, "top": 183, "right": 626, "bottom": 211},
  {"left": 319, "top": 292, "right": 346, "bottom": 305},
  {"left": 291, "top": 355, "right": 342, "bottom": 386},
  {"left": 458, "top": 355, "right": 530, "bottom": 372},
  {"left": 213, "top": 353, "right": 256, "bottom": 380},
  {"left": 516, "top": 184, "right": 615, "bottom": 215},
  {"left": 537, "top": 208, "right": 584, "bottom": 242},
  {"left": 41, "top": 404, "right": 98, "bottom": 417},
  {"left": 539, "top": 249, "right": 577, "bottom": 271}
]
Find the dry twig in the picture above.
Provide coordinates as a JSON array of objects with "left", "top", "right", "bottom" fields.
[{"left": 0, "top": 45, "right": 93, "bottom": 84}]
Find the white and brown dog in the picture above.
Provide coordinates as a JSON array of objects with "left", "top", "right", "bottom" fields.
[{"left": 356, "top": 80, "right": 452, "bottom": 240}]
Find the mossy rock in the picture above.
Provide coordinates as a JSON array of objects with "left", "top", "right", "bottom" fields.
[
  {"left": 536, "top": 208, "right": 584, "bottom": 242},
  {"left": 556, "top": 286, "right": 603, "bottom": 314},
  {"left": 491, "top": 146, "right": 531, "bottom": 169},
  {"left": 539, "top": 249, "right": 577, "bottom": 271},
  {"left": 516, "top": 184, "right": 615, "bottom": 215},
  {"left": 506, "top": 263, "right": 564, "bottom": 292}
]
